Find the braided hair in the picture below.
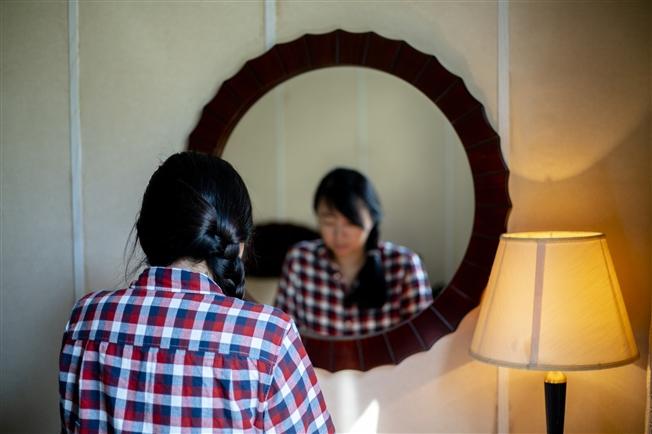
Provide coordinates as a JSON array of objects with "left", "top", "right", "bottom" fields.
[{"left": 136, "top": 152, "right": 252, "bottom": 298}]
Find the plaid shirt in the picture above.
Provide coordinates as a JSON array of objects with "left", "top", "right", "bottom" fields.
[
  {"left": 59, "top": 267, "right": 334, "bottom": 433},
  {"left": 274, "top": 240, "right": 433, "bottom": 336}
]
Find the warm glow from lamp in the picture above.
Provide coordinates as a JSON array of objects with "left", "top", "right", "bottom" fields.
[{"left": 470, "top": 231, "right": 638, "bottom": 433}]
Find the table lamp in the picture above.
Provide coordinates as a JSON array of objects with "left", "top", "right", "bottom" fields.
[{"left": 470, "top": 232, "right": 639, "bottom": 434}]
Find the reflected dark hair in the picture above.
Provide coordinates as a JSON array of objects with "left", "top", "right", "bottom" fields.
[
  {"left": 313, "top": 167, "right": 387, "bottom": 308},
  {"left": 136, "top": 152, "right": 253, "bottom": 298}
]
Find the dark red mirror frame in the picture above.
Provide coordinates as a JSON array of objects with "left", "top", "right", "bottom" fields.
[{"left": 187, "top": 30, "right": 511, "bottom": 372}]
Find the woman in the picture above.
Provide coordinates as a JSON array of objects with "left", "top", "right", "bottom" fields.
[
  {"left": 59, "top": 152, "right": 334, "bottom": 433},
  {"left": 274, "top": 167, "right": 433, "bottom": 336}
]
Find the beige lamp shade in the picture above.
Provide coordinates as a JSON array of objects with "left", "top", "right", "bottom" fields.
[{"left": 470, "top": 232, "right": 639, "bottom": 371}]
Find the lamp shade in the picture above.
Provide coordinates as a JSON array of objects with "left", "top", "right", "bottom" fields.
[{"left": 470, "top": 232, "right": 638, "bottom": 371}]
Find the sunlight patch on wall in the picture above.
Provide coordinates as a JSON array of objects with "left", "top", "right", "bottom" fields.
[{"left": 348, "top": 399, "right": 379, "bottom": 433}]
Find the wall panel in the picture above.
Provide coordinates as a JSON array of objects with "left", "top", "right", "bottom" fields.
[
  {"left": 1, "top": 2, "right": 74, "bottom": 431},
  {"left": 509, "top": 2, "right": 651, "bottom": 432}
]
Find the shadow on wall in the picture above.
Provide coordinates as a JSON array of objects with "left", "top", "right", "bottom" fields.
[
  {"left": 317, "top": 309, "right": 497, "bottom": 433},
  {"left": 1, "top": 305, "right": 69, "bottom": 432},
  {"left": 508, "top": 118, "right": 651, "bottom": 356}
]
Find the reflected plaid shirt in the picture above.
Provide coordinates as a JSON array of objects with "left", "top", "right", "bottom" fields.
[
  {"left": 59, "top": 267, "right": 334, "bottom": 433},
  {"left": 274, "top": 240, "right": 433, "bottom": 336}
]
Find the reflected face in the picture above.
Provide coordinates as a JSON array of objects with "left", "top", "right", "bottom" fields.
[{"left": 316, "top": 200, "right": 373, "bottom": 260}]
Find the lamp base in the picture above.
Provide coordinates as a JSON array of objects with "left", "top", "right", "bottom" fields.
[{"left": 544, "top": 371, "right": 567, "bottom": 434}]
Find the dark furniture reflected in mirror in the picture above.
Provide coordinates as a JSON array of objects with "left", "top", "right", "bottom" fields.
[
  {"left": 244, "top": 223, "right": 320, "bottom": 277},
  {"left": 187, "top": 30, "right": 510, "bottom": 372}
]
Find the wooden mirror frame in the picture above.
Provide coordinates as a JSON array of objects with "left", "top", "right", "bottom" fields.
[{"left": 187, "top": 30, "right": 510, "bottom": 372}]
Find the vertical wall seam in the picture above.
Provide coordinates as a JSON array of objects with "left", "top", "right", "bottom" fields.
[
  {"left": 68, "top": 0, "right": 85, "bottom": 301},
  {"left": 273, "top": 90, "right": 285, "bottom": 220},
  {"left": 497, "top": 1, "right": 510, "bottom": 433},
  {"left": 264, "top": 0, "right": 276, "bottom": 51},
  {"left": 264, "top": 0, "right": 285, "bottom": 219},
  {"left": 497, "top": 367, "right": 510, "bottom": 434},
  {"left": 444, "top": 129, "right": 455, "bottom": 279},
  {"left": 498, "top": 0, "right": 511, "bottom": 166},
  {"left": 355, "top": 69, "right": 369, "bottom": 174}
]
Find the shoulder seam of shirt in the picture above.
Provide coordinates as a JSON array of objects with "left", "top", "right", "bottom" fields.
[{"left": 61, "top": 334, "right": 279, "bottom": 366}]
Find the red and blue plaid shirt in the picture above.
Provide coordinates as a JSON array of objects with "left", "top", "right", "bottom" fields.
[
  {"left": 274, "top": 240, "right": 433, "bottom": 336},
  {"left": 59, "top": 267, "right": 334, "bottom": 433}
]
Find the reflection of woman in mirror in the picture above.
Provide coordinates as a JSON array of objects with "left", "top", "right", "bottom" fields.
[
  {"left": 274, "top": 168, "right": 434, "bottom": 336},
  {"left": 59, "top": 152, "right": 334, "bottom": 433}
]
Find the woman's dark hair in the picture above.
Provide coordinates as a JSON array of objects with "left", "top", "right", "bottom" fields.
[
  {"left": 313, "top": 167, "right": 387, "bottom": 309},
  {"left": 135, "top": 152, "right": 253, "bottom": 298}
]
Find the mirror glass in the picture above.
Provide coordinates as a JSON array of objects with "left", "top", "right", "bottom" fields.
[{"left": 223, "top": 66, "right": 474, "bottom": 336}]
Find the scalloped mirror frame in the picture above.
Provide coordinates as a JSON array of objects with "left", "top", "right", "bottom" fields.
[{"left": 187, "top": 30, "right": 511, "bottom": 372}]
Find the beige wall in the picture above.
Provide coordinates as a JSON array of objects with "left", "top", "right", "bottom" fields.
[
  {"left": 1, "top": 2, "right": 74, "bottom": 431},
  {"left": 1, "top": 1, "right": 650, "bottom": 433},
  {"left": 79, "top": 1, "right": 265, "bottom": 289},
  {"left": 509, "top": 3, "right": 650, "bottom": 430}
]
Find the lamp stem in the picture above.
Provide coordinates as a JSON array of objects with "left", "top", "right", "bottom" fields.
[{"left": 544, "top": 371, "right": 567, "bottom": 434}]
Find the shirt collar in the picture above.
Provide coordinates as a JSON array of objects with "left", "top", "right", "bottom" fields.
[
  {"left": 130, "top": 266, "right": 224, "bottom": 295},
  {"left": 314, "top": 241, "right": 340, "bottom": 272},
  {"left": 315, "top": 239, "right": 382, "bottom": 268}
]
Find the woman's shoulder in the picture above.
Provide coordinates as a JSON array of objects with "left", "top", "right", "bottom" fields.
[
  {"left": 72, "top": 284, "right": 293, "bottom": 326},
  {"left": 378, "top": 240, "right": 418, "bottom": 258},
  {"left": 72, "top": 288, "right": 125, "bottom": 312},
  {"left": 286, "top": 238, "right": 323, "bottom": 258},
  {"left": 65, "top": 287, "right": 133, "bottom": 332},
  {"left": 230, "top": 297, "right": 295, "bottom": 329},
  {"left": 69, "top": 286, "right": 296, "bottom": 357}
]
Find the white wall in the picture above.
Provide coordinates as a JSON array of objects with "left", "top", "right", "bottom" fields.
[
  {"left": 1, "top": 1, "right": 650, "bottom": 433},
  {"left": 1, "top": 2, "right": 74, "bottom": 431}
]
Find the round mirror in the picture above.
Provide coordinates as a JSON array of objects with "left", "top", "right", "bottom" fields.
[
  {"left": 188, "top": 30, "right": 510, "bottom": 371},
  {"left": 224, "top": 66, "right": 475, "bottom": 338}
]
